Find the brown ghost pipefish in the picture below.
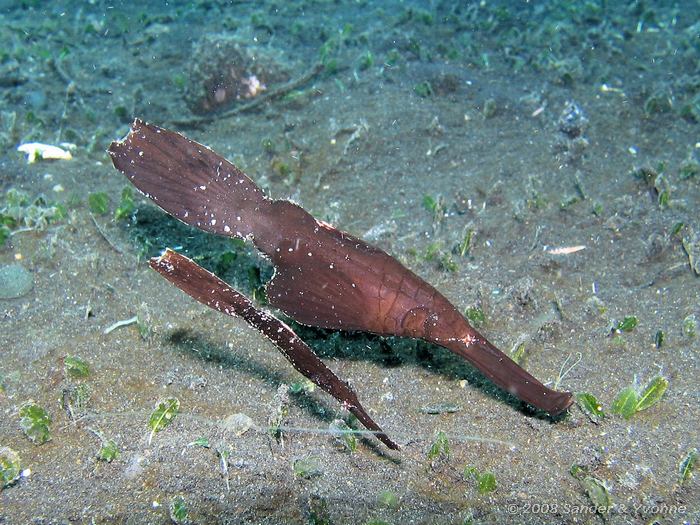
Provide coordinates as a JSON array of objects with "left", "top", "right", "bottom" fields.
[{"left": 109, "top": 119, "right": 574, "bottom": 450}]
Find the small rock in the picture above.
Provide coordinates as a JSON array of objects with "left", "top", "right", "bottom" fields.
[
  {"left": 645, "top": 233, "right": 666, "bottom": 261},
  {"left": 221, "top": 413, "right": 255, "bottom": 436},
  {"left": 419, "top": 403, "right": 461, "bottom": 414},
  {"left": 508, "top": 276, "right": 537, "bottom": 309},
  {"left": 293, "top": 457, "right": 323, "bottom": 479},
  {"left": 681, "top": 227, "right": 700, "bottom": 276},
  {"left": 183, "top": 34, "right": 291, "bottom": 114},
  {"left": 0, "top": 264, "right": 33, "bottom": 299},
  {"left": 558, "top": 101, "right": 588, "bottom": 138}
]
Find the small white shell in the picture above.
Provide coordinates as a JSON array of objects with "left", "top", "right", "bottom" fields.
[{"left": 17, "top": 142, "right": 73, "bottom": 164}]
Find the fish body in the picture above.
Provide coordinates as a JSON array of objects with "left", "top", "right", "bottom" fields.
[{"left": 109, "top": 119, "right": 573, "bottom": 432}]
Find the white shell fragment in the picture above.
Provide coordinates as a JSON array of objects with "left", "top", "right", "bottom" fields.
[
  {"left": 17, "top": 142, "right": 73, "bottom": 164},
  {"left": 546, "top": 245, "right": 586, "bottom": 255}
]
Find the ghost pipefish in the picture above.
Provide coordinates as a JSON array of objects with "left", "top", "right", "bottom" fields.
[{"left": 109, "top": 119, "right": 574, "bottom": 449}]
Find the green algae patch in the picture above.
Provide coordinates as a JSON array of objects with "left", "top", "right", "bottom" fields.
[
  {"left": 580, "top": 476, "right": 611, "bottom": 514},
  {"left": 614, "top": 315, "right": 638, "bottom": 333},
  {"left": 682, "top": 314, "right": 697, "bottom": 338},
  {"left": 87, "top": 192, "right": 110, "bottom": 215},
  {"left": 464, "top": 466, "right": 497, "bottom": 494},
  {"left": 148, "top": 397, "right": 180, "bottom": 444},
  {"left": 377, "top": 490, "right": 399, "bottom": 509},
  {"left": 654, "top": 330, "right": 665, "bottom": 348},
  {"left": 427, "top": 431, "right": 450, "bottom": 461},
  {"left": 170, "top": 495, "right": 189, "bottom": 524},
  {"left": 288, "top": 378, "right": 315, "bottom": 394},
  {"left": 329, "top": 419, "right": 357, "bottom": 453},
  {"left": 570, "top": 465, "right": 611, "bottom": 515},
  {"left": 293, "top": 457, "right": 323, "bottom": 479},
  {"left": 635, "top": 376, "right": 669, "bottom": 412},
  {"left": 0, "top": 264, "right": 33, "bottom": 299},
  {"left": 64, "top": 355, "right": 90, "bottom": 378},
  {"left": 187, "top": 437, "right": 210, "bottom": 449},
  {"left": 114, "top": 187, "right": 135, "bottom": 221},
  {"left": 465, "top": 306, "right": 485, "bottom": 328},
  {"left": 611, "top": 376, "right": 669, "bottom": 419},
  {"left": 611, "top": 387, "right": 638, "bottom": 419},
  {"left": 19, "top": 402, "right": 52, "bottom": 444},
  {"left": 679, "top": 449, "right": 697, "bottom": 484},
  {"left": 61, "top": 383, "right": 91, "bottom": 421},
  {"left": 576, "top": 392, "right": 605, "bottom": 424},
  {"left": 0, "top": 447, "right": 21, "bottom": 489},
  {"left": 97, "top": 439, "right": 119, "bottom": 462},
  {"left": 477, "top": 472, "right": 497, "bottom": 494}
]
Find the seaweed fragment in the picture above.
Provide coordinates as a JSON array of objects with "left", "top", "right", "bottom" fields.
[
  {"left": 679, "top": 449, "right": 697, "bottom": 484},
  {"left": 0, "top": 447, "right": 21, "bottom": 489},
  {"left": 18, "top": 402, "right": 52, "bottom": 445},
  {"left": 576, "top": 392, "right": 605, "bottom": 424},
  {"left": 464, "top": 466, "right": 497, "bottom": 494},
  {"left": 427, "top": 430, "right": 450, "bottom": 461},
  {"left": 611, "top": 376, "right": 669, "bottom": 419},
  {"left": 148, "top": 397, "right": 180, "bottom": 445},
  {"left": 109, "top": 119, "right": 574, "bottom": 448}
]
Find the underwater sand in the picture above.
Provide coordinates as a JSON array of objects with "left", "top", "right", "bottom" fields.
[{"left": 0, "top": 1, "right": 698, "bottom": 524}]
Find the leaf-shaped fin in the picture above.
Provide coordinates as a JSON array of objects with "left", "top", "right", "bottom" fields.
[
  {"left": 150, "top": 249, "right": 399, "bottom": 450},
  {"left": 109, "top": 119, "right": 265, "bottom": 239}
]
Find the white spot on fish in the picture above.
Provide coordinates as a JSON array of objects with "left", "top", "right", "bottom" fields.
[{"left": 460, "top": 333, "right": 476, "bottom": 347}]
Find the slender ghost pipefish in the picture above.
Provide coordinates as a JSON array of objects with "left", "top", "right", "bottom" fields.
[{"left": 109, "top": 119, "right": 574, "bottom": 450}]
